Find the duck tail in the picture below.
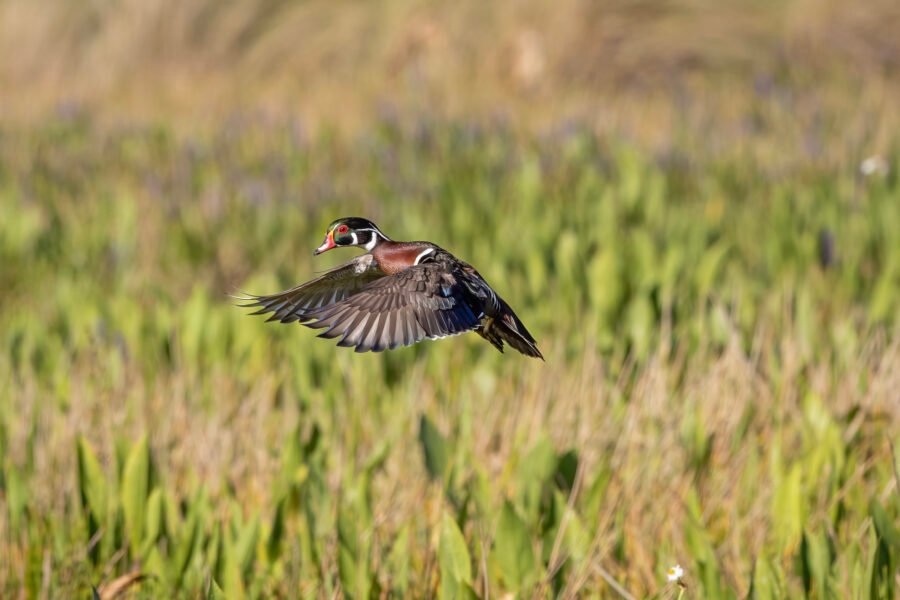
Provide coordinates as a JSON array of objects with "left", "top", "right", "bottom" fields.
[{"left": 478, "top": 300, "right": 544, "bottom": 360}]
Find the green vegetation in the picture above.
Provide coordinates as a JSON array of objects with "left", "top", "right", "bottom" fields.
[
  {"left": 0, "top": 110, "right": 897, "bottom": 598},
  {"left": 1, "top": 4, "right": 899, "bottom": 596}
]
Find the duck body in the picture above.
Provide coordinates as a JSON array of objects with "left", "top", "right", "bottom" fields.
[{"left": 241, "top": 217, "right": 543, "bottom": 359}]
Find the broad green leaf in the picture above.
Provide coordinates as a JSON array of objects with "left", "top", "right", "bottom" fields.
[
  {"left": 173, "top": 514, "right": 199, "bottom": 586},
  {"left": 580, "top": 463, "right": 612, "bottom": 531},
  {"left": 25, "top": 532, "right": 43, "bottom": 599},
  {"left": 267, "top": 495, "right": 287, "bottom": 561},
  {"left": 440, "top": 512, "right": 472, "bottom": 599},
  {"left": 772, "top": 464, "right": 803, "bottom": 554},
  {"left": 442, "top": 580, "right": 478, "bottom": 600},
  {"left": 516, "top": 434, "right": 557, "bottom": 523},
  {"left": 76, "top": 436, "right": 107, "bottom": 519},
  {"left": 4, "top": 464, "right": 28, "bottom": 535},
  {"left": 684, "top": 515, "right": 723, "bottom": 598},
  {"left": 419, "top": 415, "right": 451, "bottom": 482},
  {"left": 587, "top": 247, "right": 622, "bottom": 320},
  {"left": 221, "top": 539, "right": 248, "bottom": 600},
  {"left": 748, "top": 554, "right": 785, "bottom": 600},
  {"left": 207, "top": 580, "right": 227, "bottom": 600},
  {"left": 563, "top": 508, "right": 590, "bottom": 564},
  {"left": 141, "top": 488, "right": 163, "bottom": 557},
  {"left": 76, "top": 435, "right": 107, "bottom": 547},
  {"left": 695, "top": 242, "right": 730, "bottom": 298},
  {"left": 364, "top": 440, "right": 390, "bottom": 474},
  {"left": 554, "top": 449, "right": 579, "bottom": 493},
  {"left": 493, "top": 501, "right": 536, "bottom": 592},
  {"left": 337, "top": 504, "right": 371, "bottom": 600},
  {"left": 121, "top": 435, "right": 150, "bottom": 556},
  {"left": 800, "top": 529, "right": 832, "bottom": 599},
  {"left": 234, "top": 513, "right": 260, "bottom": 580},
  {"left": 163, "top": 492, "right": 181, "bottom": 542},
  {"left": 387, "top": 525, "right": 411, "bottom": 595},
  {"left": 869, "top": 535, "right": 893, "bottom": 600},
  {"left": 142, "top": 546, "right": 165, "bottom": 581},
  {"left": 861, "top": 528, "right": 877, "bottom": 600},
  {"left": 870, "top": 499, "right": 900, "bottom": 550},
  {"left": 207, "top": 523, "right": 224, "bottom": 586},
  {"left": 625, "top": 294, "right": 654, "bottom": 360},
  {"left": 869, "top": 500, "right": 898, "bottom": 600}
]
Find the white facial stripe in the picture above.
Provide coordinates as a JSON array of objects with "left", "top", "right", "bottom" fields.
[
  {"left": 355, "top": 227, "right": 390, "bottom": 241},
  {"left": 363, "top": 235, "right": 378, "bottom": 251},
  {"left": 414, "top": 247, "right": 435, "bottom": 265},
  {"left": 351, "top": 232, "right": 358, "bottom": 245}
]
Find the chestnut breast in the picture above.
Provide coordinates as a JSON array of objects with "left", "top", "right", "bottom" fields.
[{"left": 372, "top": 242, "right": 436, "bottom": 274}]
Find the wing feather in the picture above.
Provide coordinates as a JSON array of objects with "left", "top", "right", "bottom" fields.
[
  {"left": 303, "top": 263, "right": 481, "bottom": 352},
  {"left": 238, "top": 255, "right": 382, "bottom": 324}
]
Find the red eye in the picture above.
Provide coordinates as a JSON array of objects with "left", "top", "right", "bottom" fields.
[{"left": 337, "top": 225, "right": 349, "bottom": 234}]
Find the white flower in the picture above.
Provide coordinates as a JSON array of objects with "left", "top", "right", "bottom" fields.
[
  {"left": 860, "top": 155, "right": 889, "bottom": 177},
  {"left": 667, "top": 564, "right": 684, "bottom": 583}
]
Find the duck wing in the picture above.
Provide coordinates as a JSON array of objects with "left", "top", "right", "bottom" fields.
[
  {"left": 304, "top": 263, "right": 483, "bottom": 352},
  {"left": 238, "top": 254, "right": 383, "bottom": 324}
]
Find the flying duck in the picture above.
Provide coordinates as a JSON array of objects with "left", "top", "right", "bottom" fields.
[{"left": 240, "top": 217, "right": 543, "bottom": 358}]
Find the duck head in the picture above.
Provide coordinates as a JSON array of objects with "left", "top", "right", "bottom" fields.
[{"left": 314, "top": 217, "right": 392, "bottom": 255}]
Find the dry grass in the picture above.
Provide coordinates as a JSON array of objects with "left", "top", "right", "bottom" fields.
[{"left": 2, "top": 0, "right": 899, "bottom": 133}]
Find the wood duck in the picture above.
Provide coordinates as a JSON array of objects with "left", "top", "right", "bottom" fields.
[{"left": 240, "top": 217, "right": 543, "bottom": 358}]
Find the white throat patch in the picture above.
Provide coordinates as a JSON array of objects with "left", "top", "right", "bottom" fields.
[{"left": 355, "top": 227, "right": 388, "bottom": 251}]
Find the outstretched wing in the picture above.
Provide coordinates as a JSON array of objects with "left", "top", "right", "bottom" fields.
[
  {"left": 304, "top": 263, "right": 483, "bottom": 352},
  {"left": 238, "top": 254, "right": 383, "bottom": 323}
]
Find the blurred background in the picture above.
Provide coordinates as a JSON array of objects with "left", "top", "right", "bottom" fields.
[{"left": 1, "top": 1, "right": 899, "bottom": 598}]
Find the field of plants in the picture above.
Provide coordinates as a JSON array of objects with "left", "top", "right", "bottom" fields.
[
  {"left": 1, "top": 0, "right": 900, "bottom": 598},
  {"left": 1, "top": 107, "right": 898, "bottom": 597}
]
